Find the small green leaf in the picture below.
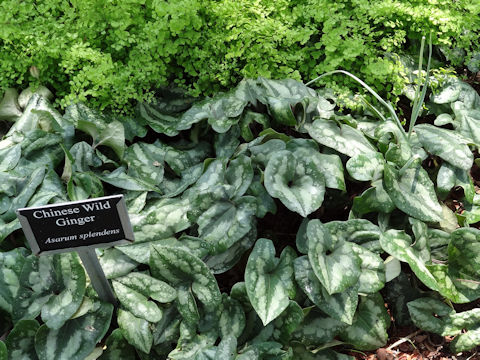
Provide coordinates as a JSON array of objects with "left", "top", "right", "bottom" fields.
[
  {"left": 380, "top": 230, "right": 439, "bottom": 292},
  {"left": 294, "top": 256, "right": 358, "bottom": 325},
  {"left": 219, "top": 294, "right": 246, "bottom": 339},
  {"left": 5, "top": 319, "right": 39, "bottom": 360},
  {"left": 346, "top": 153, "right": 384, "bottom": 181},
  {"left": 307, "top": 220, "right": 361, "bottom": 295},
  {"left": 264, "top": 150, "right": 325, "bottom": 217},
  {"left": 339, "top": 293, "right": 390, "bottom": 350},
  {"left": 351, "top": 244, "right": 385, "bottom": 293},
  {"left": 273, "top": 301, "right": 304, "bottom": 344},
  {"left": 306, "top": 119, "right": 376, "bottom": 157},
  {"left": 245, "top": 239, "right": 296, "bottom": 325},
  {"left": 383, "top": 163, "right": 442, "bottom": 222},
  {"left": 149, "top": 245, "right": 221, "bottom": 312},
  {"left": 41, "top": 253, "right": 87, "bottom": 329},
  {"left": 197, "top": 197, "right": 257, "bottom": 254},
  {"left": 324, "top": 219, "right": 382, "bottom": 253},
  {"left": 112, "top": 281, "right": 162, "bottom": 322},
  {"left": 117, "top": 309, "right": 153, "bottom": 354},
  {"left": 415, "top": 124, "right": 473, "bottom": 171},
  {"left": 175, "top": 284, "right": 200, "bottom": 326},
  {"left": 115, "top": 272, "right": 176, "bottom": 303},
  {"left": 35, "top": 302, "right": 113, "bottom": 360}
]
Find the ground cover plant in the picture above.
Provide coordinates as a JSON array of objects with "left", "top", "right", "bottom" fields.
[
  {"left": 1, "top": 37, "right": 480, "bottom": 359},
  {"left": 0, "top": 0, "right": 479, "bottom": 113}
]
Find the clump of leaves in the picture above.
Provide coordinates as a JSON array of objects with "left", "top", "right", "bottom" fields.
[{"left": 1, "top": 40, "right": 480, "bottom": 358}]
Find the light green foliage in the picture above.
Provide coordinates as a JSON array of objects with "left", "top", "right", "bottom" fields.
[
  {"left": 5, "top": 320, "right": 39, "bottom": 360},
  {"left": 1, "top": 0, "right": 479, "bottom": 112}
]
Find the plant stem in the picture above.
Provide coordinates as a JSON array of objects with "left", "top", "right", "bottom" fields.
[{"left": 307, "top": 70, "right": 408, "bottom": 143}]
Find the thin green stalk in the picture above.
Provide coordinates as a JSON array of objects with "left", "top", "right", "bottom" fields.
[
  {"left": 407, "top": 34, "right": 433, "bottom": 140},
  {"left": 307, "top": 70, "right": 408, "bottom": 143}
]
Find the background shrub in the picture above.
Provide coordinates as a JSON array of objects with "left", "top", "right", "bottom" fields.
[{"left": 0, "top": 0, "right": 479, "bottom": 112}]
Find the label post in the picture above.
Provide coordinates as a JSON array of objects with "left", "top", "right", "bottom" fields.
[{"left": 16, "top": 195, "right": 134, "bottom": 305}]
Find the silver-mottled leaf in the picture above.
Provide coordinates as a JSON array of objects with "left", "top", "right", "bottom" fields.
[
  {"left": 383, "top": 163, "right": 442, "bottom": 222},
  {"left": 117, "top": 309, "right": 153, "bottom": 354},
  {"left": 115, "top": 272, "right": 176, "bottom": 303},
  {"left": 5, "top": 319, "right": 39, "bottom": 360},
  {"left": 245, "top": 239, "right": 296, "bottom": 325},
  {"left": 307, "top": 220, "right": 361, "bottom": 295},
  {"left": 99, "top": 248, "right": 138, "bottom": 279},
  {"left": 149, "top": 245, "right": 221, "bottom": 311},
  {"left": 414, "top": 124, "right": 473, "bottom": 171},
  {"left": 112, "top": 281, "right": 162, "bottom": 322},
  {"left": 351, "top": 244, "right": 385, "bottom": 293},
  {"left": 339, "top": 293, "right": 390, "bottom": 350},
  {"left": 346, "top": 153, "right": 384, "bottom": 181},
  {"left": 306, "top": 119, "right": 376, "bottom": 157},
  {"left": 265, "top": 150, "right": 325, "bottom": 217},
  {"left": 35, "top": 302, "right": 113, "bottom": 360},
  {"left": 294, "top": 256, "right": 358, "bottom": 325}
]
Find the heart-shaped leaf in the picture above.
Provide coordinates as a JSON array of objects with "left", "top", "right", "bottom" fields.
[
  {"left": 112, "top": 281, "right": 162, "bottom": 322},
  {"left": 383, "top": 163, "right": 442, "bottom": 222},
  {"left": 346, "top": 152, "right": 384, "bottom": 181},
  {"left": 351, "top": 244, "right": 385, "bottom": 293},
  {"left": 117, "top": 309, "right": 153, "bottom": 354},
  {"left": 294, "top": 256, "right": 358, "bottom": 325},
  {"left": 264, "top": 150, "right": 325, "bottom": 217},
  {"left": 307, "top": 220, "right": 361, "bottom": 294},
  {"left": 197, "top": 196, "right": 257, "bottom": 254},
  {"left": 339, "top": 293, "right": 390, "bottom": 350},
  {"left": 35, "top": 302, "right": 113, "bottom": 360},
  {"left": 414, "top": 124, "right": 473, "bottom": 171},
  {"left": 219, "top": 294, "right": 246, "bottom": 339},
  {"left": 245, "top": 239, "right": 296, "bottom": 325},
  {"left": 5, "top": 319, "right": 39, "bottom": 360},
  {"left": 149, "top": 245, "right": 221, "bottom": 312},
  {"left": 306, "top": 119, "right": 376, "bottom": 158},
  {"left": 380, "top": 230, "right": 439, "bottom": 292}
]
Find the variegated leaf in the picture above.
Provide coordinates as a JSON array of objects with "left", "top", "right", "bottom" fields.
[
  {"left": 124, "top": 143, "right": 164, "bottom": 186},
  {"left": 219, "top": 294, "right": 246, "bottom": 339},
  {"left": 307, "top": 220, "right": 361, "bottom": 295},
  {"left": 380, "top": 230, "right": 439, "bottom": 292},
  {"left": 225, "top": 155, "right": 253, "bottom": 198},
  {"left": 130, "top": 197, "right": 191, "bottom": 243},
  {"left": 352, "top": 180, "right": 395, "bottom": 216},
  {"left": 0, "top": 248, "right": 29, "bottom": 314},
  {"left": 306, "top": 119, "right": 376, "bottom": 158},
  {"left": 351, "top": 244, "right": 385, "bottom": 293},
  {"left": 149, "top": 245, "right": 221, "bottom": 312},
  {"left": 245, "top": 239, "right": 296, "bottom": 325},
  {"left": 294, "top": 256, "right": 358, "bottom": 325},
  {"left": 273, "top": 301, "right": 304, "bottom": 344},
  {"left": 112, "top": 281, "right": 162, "bottom": 322},
  {"left": 99, "top": 248, "right": 138, "bottom": 279},
  {"left": 292, "top": 310, "right": 347, "bottom": 347},
  {"left": 339, "top": 293, "right": 390, "bottom": 350},
  {"left": 264, "top": 150, "right": 325, "bottom": 217},
  {"left": 117, "top": 309, "right": 153, "bottom": 354},
  {"left": 41, "top": 253, "right": 86, "bottom": 329},
  {"left": 414, "top": 124, "right": 473, "bottom": 171},
  {"left": 35, "top": 302, "right": 113, "bottom": 360},
  {"left": 324, "top": 219, "right": 382, "bottom": 253},
  {"left": 0, "top": 144, "right": 21, "bottom": 171},
  {"left": 383, "top": 163, "right": 442, "bottom": 222},
  {"left": 346, "top": 152, "right": 384, "bottom": 181},
  {"left": 197, "top": 196, "right": 257, "bottom": 254},
  {"left": 115, "top": 272, "right": 176, "bottom": 303},
  {"left": 5, "top": 319, "right": 39, "bottom": 360}
]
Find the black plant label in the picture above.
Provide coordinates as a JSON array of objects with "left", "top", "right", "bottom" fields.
[{"left": 17, "top": 195, "right": 134, "bottom": 255}]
